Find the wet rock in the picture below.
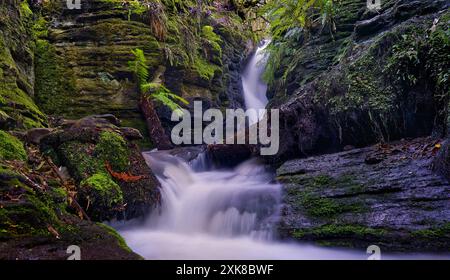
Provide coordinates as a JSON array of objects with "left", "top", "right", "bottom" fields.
[
  {"left": 25, "top": 128, "right": 54, "bottom": 145},
  {"left": 119, "top": 127, "right": 143, "bottom": 141},
  {"left": 277, "top": 137, "right": 450, "bottom": 252},
  {"left": 40, "top": 115, "right": 160, "bottom": 221},
  {"left": 35, "top": 0, "right": 252, "bottom": 148},
  {"left": 433, "top": 139, "right": 450, "bottom": 181}
]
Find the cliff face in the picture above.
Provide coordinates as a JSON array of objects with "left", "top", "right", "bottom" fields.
[
  {"left": 266, "top": 0, "right": 450, "bottom": 251},
  {"left": 34, "top": 0, "right": 253, "bottom": 147},
  {"left": 267, "top": 0, "right": 449, "bottom": 163},
  {"left": 1, "top": 0, "right": 255, "bottom": 260},
  {"left": 0, "top": 1, "right": 46, "bottom": 130}
]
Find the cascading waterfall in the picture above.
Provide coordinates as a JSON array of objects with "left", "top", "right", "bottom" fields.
[
  {"left": 242, "top": 39, "right": 271, "bottom": 124},
  {"left": 116, "top": 152, "right": 363, "bottom": 259},
  {"left": 114, "top": 41, "right": 443, "bottom": 260}
]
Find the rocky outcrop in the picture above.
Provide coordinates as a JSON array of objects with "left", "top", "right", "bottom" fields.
[
  {"left": 0, "top": 1, "right": 46, "bottom": 130},
  {"left": 40, "top": 115, "right": 161, "bottom": 221},
  {"left": 34, "top": 0, "right": 253, "bottom": 147},
  {"left": 267, "top": 0, "right": 449, "bottom": 163},
  {"left": 277, "top": 137, "right": 450, "bottom": 251}
]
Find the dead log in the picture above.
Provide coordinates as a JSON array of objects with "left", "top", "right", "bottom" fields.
[{"left": 139, "top": 95, "right": 173, "bottom": 150}]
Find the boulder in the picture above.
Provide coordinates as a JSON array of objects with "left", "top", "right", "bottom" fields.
[
  {"left": 277, "top": 137, "right": 450, "bottom": 252},
  {"left": 40, "top": 115, "right": 160, "bottom": 221}
]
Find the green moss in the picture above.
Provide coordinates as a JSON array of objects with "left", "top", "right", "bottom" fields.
[
  {"left": 0, "top": 130, "right": 27, "bottom": 161},
  {"left": 80, "top": 173, "right": 124, "bottom": 208},
  {"left": 95, "top": 131, "right": 130, "bottom": 172},
  {"left": 300, "top": 193, "right": 365, "bottom": 218},
  {"left": 0, "top": 5, "right": 46, "bottom": 130},
  {"left": 97, "top": 223, "right": 133, "bottom": 253},
  {"left": 19, "top": 1, "right": 32, "bottom": 18},
  {"left": 34, "top": 39, "right": 75, "bottom": 115},
  {"left": 0, "top": 83, "right": 46, "bottom": 129},
  {"left": 0, "top": 186, "right": 61, "bottom": 238},
  {"left": 58, "top": 142, "right": 102, "bottom": 181},
  {"left": 292, "top": 224, "right": 387, "bottom": 239},
  {"left": 412, "top": 223, "right": 450, "bottom": 239},
  {"left": 284, "top": 173, "right": 367, "bottom": 218}
]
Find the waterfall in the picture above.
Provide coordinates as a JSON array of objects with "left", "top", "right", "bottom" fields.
[
  {"left": 242, "top": 39, "right": 271, "bottom": 124},
  {"left": 116, "top": 152, "right": 363, "bottom": 259},
  {"left": 113, "top": 41, "right": 441, "bottom": 260}
]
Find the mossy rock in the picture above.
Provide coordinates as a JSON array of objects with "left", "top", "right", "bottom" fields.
[
  {"left": 0, "top": 166, "right": 63, "bottom": 239},
  {"left": 0, "top": 3, "right": 46, "bottom": 130},
  {"left": 95, "top": 131, "right": 130, "bottom": 172},
  {"left": 40, "top": 115, "right": 161, "bottom": 221},
  {"left": 0, "top": 130, "right": 27, "bottom": 161},
  {"left": 79, "top": 173, "right": 124, "bottom": 221}
]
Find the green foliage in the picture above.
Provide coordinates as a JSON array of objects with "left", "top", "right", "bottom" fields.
[
  {"left": 128, "top": 49, "right": 149, "bottom": 86},
  {"left": 0, "top": 130, "right": 27, "bottom": 161},
  {"left": 202, "top": 25, "right": 223, "bottom": 57},
  {"left": 261, "top": 0, "right": 339, "bottom": 84},
  {"left": 262, "top": 0, "right": 337, "bottom": 40},
  {"left": 129, "top": 48, "right": 188, "bottom": 111},
  {"left": 19, "top": 1, "right": 33, "bottom": 18}
]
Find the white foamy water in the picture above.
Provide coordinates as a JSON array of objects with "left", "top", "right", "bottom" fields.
[
  {"left": 117, "top": 153, "right": 365, "bottom": 260},
  {"left": 115, "top": 154, "right": 450, "bottom": 260},
  {"left": 242, "top": 39, "right": 271, "bottom": 124}
]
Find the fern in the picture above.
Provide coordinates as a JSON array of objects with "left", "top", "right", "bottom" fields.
[
  {"left": 128, "top": 49, "right": 149, "bottom": 85},
  {"left": 129, "top": 48, "right": 189, "bottom": 112},
  {"left": 261, "top": 0, "right": 340, "bottom": 85}
]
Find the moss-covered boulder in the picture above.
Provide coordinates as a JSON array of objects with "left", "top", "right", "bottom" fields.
[
  {"left": 40, "top": 115, "right": 160, "bottom": 221},
  {"left": 79, "top": 173, "right": 124, "bottom": 221},
  {"left": 0, "top": 130, "right": 27, "bottom": 161}
]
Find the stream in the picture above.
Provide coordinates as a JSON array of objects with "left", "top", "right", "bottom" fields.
[{"left": 113, "top": 41, "right": 449, "bottom": 260}]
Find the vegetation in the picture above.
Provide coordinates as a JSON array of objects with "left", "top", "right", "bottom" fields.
[
  {"left": 129, "top": 48, "right": 188, "bottom": 112},
  {"left": 283, "top": 173, "right": 367, "bottom": 219},
  {"left": 292, "top": 224, "right": 387, "bottom": 239},
  {"left": 80, "top": 173, "right": 124, "bottom": 209},
  {"left": 261, "top": 0, "right": 340, "bottom": 84},
  {"left": 0, "top": 131, "right": 27, "bottom": 161}
]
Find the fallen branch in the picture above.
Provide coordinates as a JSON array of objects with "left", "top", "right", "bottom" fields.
[{"left": 44, "top": 157, "right": 91, "bottom": 222}]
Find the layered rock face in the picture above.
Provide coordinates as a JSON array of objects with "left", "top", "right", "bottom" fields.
[
  {"left": 277, "top": 137, "right": 450, "bottom": 251},
  {"left": 267, "top": 0, "right": 449, "bottom": 163},
  {"left": 34, "top": 0, "right": 252, "bottom": 147},
  {"left": 0, "top": 1, "right": 46, "bottom": 130}
]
